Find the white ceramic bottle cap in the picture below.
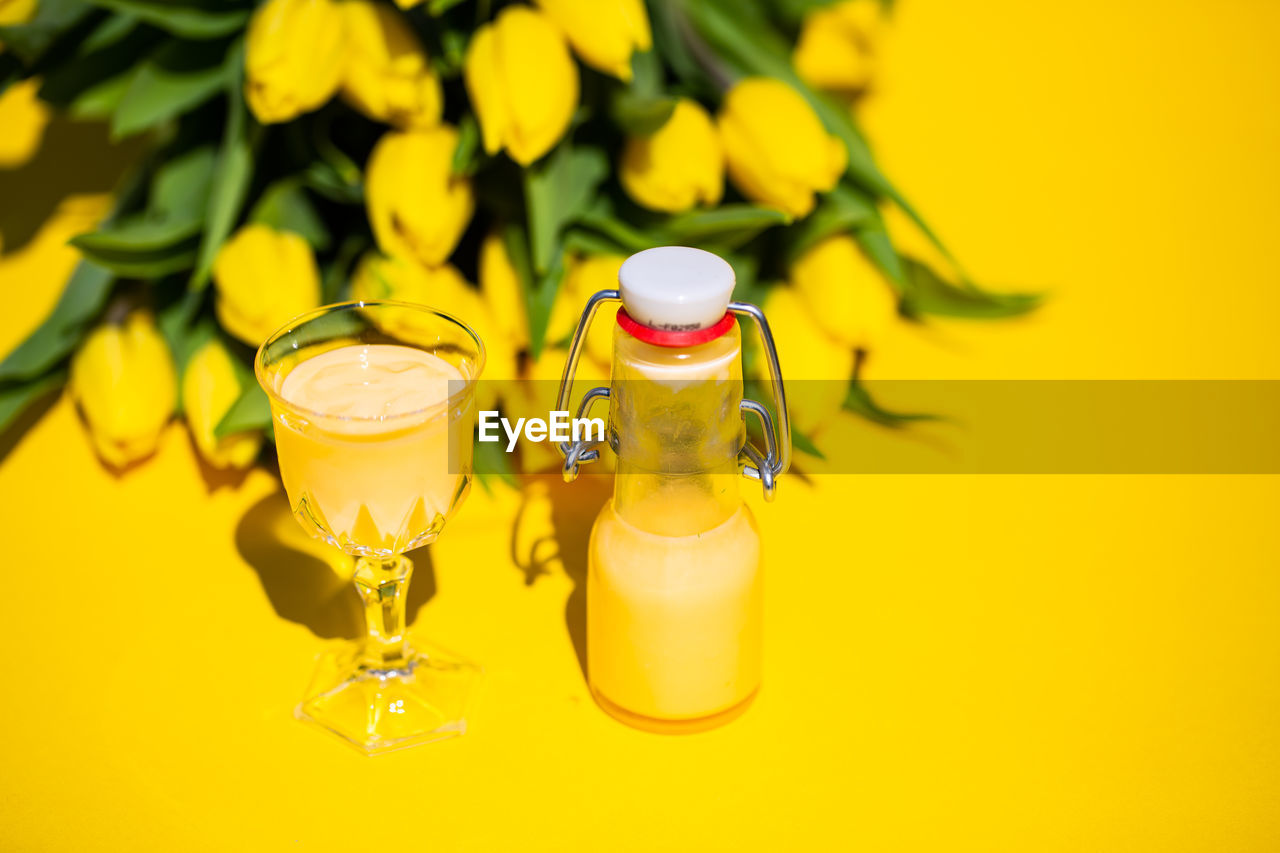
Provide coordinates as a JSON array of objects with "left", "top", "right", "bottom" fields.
[{"left": 618, "top": 246, "right": 735, "bottom": 332}]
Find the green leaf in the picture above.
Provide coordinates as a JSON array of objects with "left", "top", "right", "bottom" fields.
[
  {"left": 0, "top": 261, "right": 114, "bottom": 383},
  {"left": 427, "top": 0, "right": 470, "bottom": 16},
  {"left": 0, "top": 0, "right": 95, "bottom": 64},
  {"left": 192, "top": 40, "right": 255, "bottom": 290},
  {"left": 84, "top": 1, "right": 250, "bottom": 40},
  {"left": 111, "top": 38, "right": 231, "bottom": 139},
  {"left": 474, "top": 432, "right": 518, "bottom": 492},
  {"left": 610, "top": 90, "right": 677, "bottom": 136},
  {"left": 0, "top": 370, "right": 66, "bottom": 435},
  {"left": 853, "top": 221, "right": 905, "bottom": 289},
  {"left": 843, "top": 380, "right": 938, "bottom": 429},
  {"left": 214, "top": 382, "right": 270, "bottom": 439},
  {"left": 321, "top": 234, "right": 367, "bottom": 303},
  {"left": 303, "top": 159, "right": 364, "bottom": 204},
  {"left": 68, "top": 70, "right": 135, "bottom": 119},
  {"left": 791, "top": 428, "right": 825, "bottom": 460},
  {"left": 52, "top": 14, "right": 145, "bottom": 118},
  {"left": 784, "top": 182, "right": 879, "bottom": 262},
  {"left": 664, "top": 204, "right": 790, "bottom": 249},
  {"left": 523, "top": 143, "right": 608, "bottom": 274},
  {"left": 37, "top": 22, "right": 160, "bottom": 110},
  {"left": 451, "top": 112, "right": 481, "bottom": 177},
  {"left": 563, "top": 227, "right": 630, "bottom": 257},
  {"left": 150, "top": 144, "right": 218, "bottom": 220},
  {"left": 72, "top": 216, "right": 202, "bottom": 278},
  {"left": 73, "top": 214, "right": 202, "bottom": 252},
  {"left": 504, "top": 224, "right": 565, "bottom": 360},
  {"left": 576, "top": 200, "right": 654, "bottom": 253},
  {"left": 249, "top": 180, "right": 331, "bottom": 250},
  {"left": 899, "top": 257, "right": 1042, "bottom": 320}
]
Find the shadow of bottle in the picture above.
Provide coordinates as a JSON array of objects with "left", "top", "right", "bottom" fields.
[
  {"left": 510, "top": 471, "right": 612, "bottom": 683},
  {"left": 235, "top": 489, "right": 436, "bottom": 640}
]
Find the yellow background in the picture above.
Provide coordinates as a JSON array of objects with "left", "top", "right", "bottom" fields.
[{"left": 2, "top": 0, "right": 1278, "bottom": 849}]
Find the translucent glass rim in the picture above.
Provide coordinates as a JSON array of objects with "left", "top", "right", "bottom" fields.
[{"left": 254, "top": 300, "right": 487, "bottom": 424}]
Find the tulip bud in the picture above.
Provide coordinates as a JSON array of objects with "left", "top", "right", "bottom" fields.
[
  {"left": 213, "top": 224, "right": 322, "bottom": 347},
  {"left": 562, "top": 254, "right": 624, "bottom": 367},
  {"left": 534, "top": 0, "right": 651, "bottom": 81},
  {"left": 340, "top": 0, "right": 443, "bottom": 130},
  {"left": 182, "top": 340, "right": 263, "bottom": 470},
  {"left": 0, "top": 0, "right": 37, "bottom": 25},
  {"left": 514, "top": 344, "right": 610, "bottom": 474},
  {"left": 0, "top": 78, "right": 51, "bottom": 168},
  {"left": 479, "top": 231, "right": 530, "bottom": 351},
  {"left": 620, "top": 98, "right": 723, "bottom": 213},
  {"left": 245, "top": 0, "right": 346, "bottom": 124},
  {"left": 464, "top": 6, "right": 578, "bottom": 166},
  {"left": 70, "top": 311, "right": 177, "bottom": 468},
  {"left": 751, "top": 287, "right": 852, "bottom": 434},
  {"left": 790, "top": 233, "right": 897, "bottom": 350},
  {"left": 350, "top": 252, "right": 518, "bottom": 410},
  {"left": 366, "top": 126, "right": 473, "bottom": 267},
  {"left": 718, "top": 77, "right": 847, "bottom": 218},
  {"left": 793, "top": 0, "right": 880, "bottom": 92}
]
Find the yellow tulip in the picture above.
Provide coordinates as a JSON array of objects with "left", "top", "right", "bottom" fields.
[
  {"left": 350, "top": 252, "right": 518, "bottom": 411},
  {"left": 0, "top": 0, "right": 37, "bottom": 25},
  {"left": 340, "top": 0, "right": 442, "bottom": 129},
  {"left": 561, "top": 254, "right": 624, "bottom": 367},
  {"left": 392, "top": 0, "right": 422, "bottom": 7},
  {"left": 212, "top": 224, "right": 322, "bottom": 347},
  {"left": 479, "top": 231, "right": 530, "bottom": 351},
  {"left": 0, "top": 78, "right": 51, "bottom": 169},
  {"left": 752, "top": 286, "right": 852, "bottom": 434},
  {"left": 366, "top": 125, "right": 473, "bottom": 267},
  {"left": 620, "top": 98, "right": 723, "bottom": 213},
  {"left": 793, "top": 0, "right": 880, "bottom": 92},
  {"left": 182, "top": 340, "right": 263, "bottom": 470},
  {"left": 514, "top": 344, "right": 610, "bottom": 474},
  {"left": 790, "top": 233, "right": 897, "bottom": 350},
  {"left": 70, "top": 311, "right": 177, "bottom": 468},
  {"left": 244, "top": 0, "right": 346, "bottom": 124},
  {"left": 534, "top": 0, "right": 651, "bottom": 81},
  {"left": 464, "top": 6, "right": 578, "bottom": 165},
  {"left": 718, "top": 77, "right": 847, "bottom": 218}
]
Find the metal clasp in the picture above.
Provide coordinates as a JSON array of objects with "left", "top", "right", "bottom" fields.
[
  {"left": 555, "top": 290, "right": 621, "bottom": 482},
  {"left": 554, "top": 292, "right": 792, "bottom": 500},
  {"left": 730, "top": 301, "right": 791, "bottom": 501}
]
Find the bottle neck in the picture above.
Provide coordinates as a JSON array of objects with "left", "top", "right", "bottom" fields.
[{"left": 608, "top": 323, "right": 745, "bottom": 537}]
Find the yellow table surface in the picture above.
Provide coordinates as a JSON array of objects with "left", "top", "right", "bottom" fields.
[{"left": 3, "top": 1, "right": 1279, "bottom": 849}]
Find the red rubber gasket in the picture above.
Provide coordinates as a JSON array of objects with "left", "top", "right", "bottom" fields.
[{"left": 616, "top": 308, "right": 735, "bottom": 348}]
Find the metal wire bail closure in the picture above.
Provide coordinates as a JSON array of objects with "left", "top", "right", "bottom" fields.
[
  {"left": 555, "top": 290, "right": 621, "bottom": 482},
  {"left": 730, "top": 301, "right": 791, "bottom": 501},
  {"left": 554, "top": 291, "right": 792, "bottom": 500}
]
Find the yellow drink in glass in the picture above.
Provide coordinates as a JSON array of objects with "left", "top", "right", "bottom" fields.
[{"left": 256, "top": 301, "right": 484, "bottom": 754}]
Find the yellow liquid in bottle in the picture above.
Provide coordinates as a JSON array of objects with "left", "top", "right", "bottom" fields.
[
  {"left": 273, "top": 343, "right": 472, "bottom": 555},
  {"left": 588, "top": 324, "right": 763, "bottom": 727},
  {"left": 589, "top": 496, "right": 762, "bottom": 724}
]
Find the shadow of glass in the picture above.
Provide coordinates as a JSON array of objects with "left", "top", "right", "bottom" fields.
[
  {"left": 236, "top": 490, "right": 437, "bottom": 640},
  {"left": 510, "top": 472, "right": 612, "bottom": 682}
]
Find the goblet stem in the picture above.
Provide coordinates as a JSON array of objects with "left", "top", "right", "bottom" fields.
[{"left": 353, "top": 555, "right": 414, "bottom": 671}]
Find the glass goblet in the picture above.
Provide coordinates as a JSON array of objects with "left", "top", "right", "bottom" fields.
[{"left": 255, "top": 301, "right": 484, "bottom": 754}]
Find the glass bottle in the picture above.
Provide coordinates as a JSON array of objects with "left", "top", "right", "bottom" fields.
[{"left": 557, "top": 247, "right": 790, "bottom": 732}]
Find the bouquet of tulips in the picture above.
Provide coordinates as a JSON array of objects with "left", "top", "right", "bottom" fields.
[{"left": 0, "top": 0, "right": 1036, "bottom": 475}]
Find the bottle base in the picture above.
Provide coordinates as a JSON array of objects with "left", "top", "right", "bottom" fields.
[{"left": 590, "top": 685, "right": 759, "bottom": 734}]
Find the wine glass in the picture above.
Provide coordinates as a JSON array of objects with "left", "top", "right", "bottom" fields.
[{"left": 255, "top": 301, "right": 484, "bottom": 754}]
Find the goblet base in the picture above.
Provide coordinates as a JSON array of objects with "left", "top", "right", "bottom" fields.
[{"left": 296, "top": 643, "right": 480, "bottom": 755}]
